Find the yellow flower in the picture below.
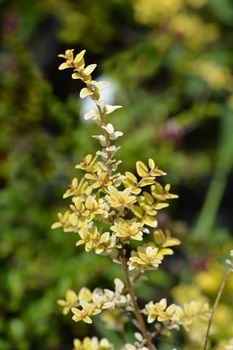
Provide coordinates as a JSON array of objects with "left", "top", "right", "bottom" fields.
[
  {"left": 111, "top": 218, "right": 143, "bottom": 241},
  {"left": 72, "top": 300, "right": 102, "bottom": 324},
  {"left": 69, "top": 197, "right": 87, "bottom": 227},
  {"left": 85, "top": 168, "right": 111, "bottom": 189},
  {"left": 151, "top": 183, "right": 178, "bottom": 201},
  {"left": 106, "top": 186, "right": 136, "bottom": 210},
  {"left": 129, "top": 244, "right": 173, "bottom": 270},
  {"left": 78, "top": 287, "right": 92, "bottom": 302},
  {"left": 58, "top": 49, "right": 86, "bottom": 71},
  {"left": 73, "top": 337, "right": 114, "bottom": 350},
  {"left": 58, "top": 49, "right": 74, "bottom": 61},
  {"left": 63, "top": 178, "right": 91, "bottom": 199},
  {"left": 129, "top": 245, "right": 163, "bottom": 270},
  {"left": 57, "top": 290, "right": 78, "bottom": 315},
  {"left": 145, "top": 299, "right": 210, "bottom": 327},
  {"left": 73, "top": 338, "right": 83, "bottom": 350},
  {"left": 51, "top": 210, "right": 75, "bottom": 232},
  {"left": 145, "top": 298, "right": 178, "bottom": 323},
  {"left": 76, "top": 225, "right": 112, "bottom": 254},
  {"left": 58, "top": 49, "right": 74, "bottom": 70},
  {"left": 75, "top": 154, "right": 99, "bottom": 172}
]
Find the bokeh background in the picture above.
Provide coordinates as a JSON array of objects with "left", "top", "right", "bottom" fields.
[{"left": 0, "top": 0, "right": 233, "bottom": 349}]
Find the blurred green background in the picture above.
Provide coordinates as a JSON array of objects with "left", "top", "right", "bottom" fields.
[{"left": 0, "top": 0, "right": 233, "bottom": 349}]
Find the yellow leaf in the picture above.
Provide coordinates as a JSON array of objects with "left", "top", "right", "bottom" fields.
[
  {"left": 125, "top": 172, "right": 137, "bottom": 183},
  {"left": 151, "top": 168, "right": 166, "bottom": 176},
  {"left": 74, "top": 50, "right": 86, "bottom": 63},
  {"left": 83, "top": 109, "right": 99, "bottom": 120},
  {"left": 148, "top": 158, "right": 155, "bottom": 169},
  {"left": 151, "top": 183, "right": 163, "bottom": 196},
  {"left": 85, "top": 196, "right": 97, "bottom": 210},
  {"left": 83, "top": 64, "right": 97, "bottom": 75},
  {"left": 51, "top": 222, "right": 62, "bottom": 229},
  {"left": 143, "top": 192, "right": 154, "bottom": 205},
  {"left": 132, "top": 188, "right": 142, "bottom": 195},
  {"left": 132, "top": 206, "right": 143, "bottom": 218},
  {"left": 85, "top": 154, "right": 92, "bottom": 163},
  {"left": 104, "top": 105, "right": 123, "bottom": 114},
  {"left": 80, "top": 88, "right": 92, "bottom": 99},
  {"left": 136, "top": 161, "right": 149, "bottom": 177},
  {"left": 154, "top": 230, "right": 164, "bottom": 245},
  {"left": 72, "top": 72, "right": 83, "bottom": 80},
  {"left": 143, "top": 216, "right": 158, "bottom": 227},
  {"left": 58, "top": 62, "right": 70, "bottom": 70},
  {"left": 158, "top": 248, "right": 174, "bottom": 257},
  {"left": 139, "top": 177, "right": 154, "bottom": 187},
  {"left": 163, "top": 238, "right": 181, "bottom": 247},
  {"left": 155, "top": 202, "right": 169, "bottom": 210}
]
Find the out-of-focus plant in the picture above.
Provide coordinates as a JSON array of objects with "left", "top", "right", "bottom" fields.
[
  {"left": 1, "top": 0, "right": 233, "bottom": 349},
  {"left": 52, "top": 49, "right": 216, "bottom": 350},
  {"left": 172, "top": 250, "right": 233, "bottom": 350}
]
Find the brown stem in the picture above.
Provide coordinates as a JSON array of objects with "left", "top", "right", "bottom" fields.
[
  {"left": 132, "top": 271, "right": 143, "bottom": 285},
  {"left": 120, "top": 252, "right": 155, "bottom": 350},
  {"left": 203, "top": 265, "right": 233, "bottom": 350}
]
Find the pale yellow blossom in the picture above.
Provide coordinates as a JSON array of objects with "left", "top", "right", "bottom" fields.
[
  {"left": 57, "top": 290, "right": 78, "bottom": 315},
  {"left": 73, "top": 336, "right": 114, "bottom": 350},
  {"left": 72, "top": 300, "right": 102, "bottom": 324},
  {"left": 129, "top": 244, "right": 173, "bottom": 270},
  {"left": 145, "top": 298, "right": 178, "bottom": 323},
  {"left": 106, "top": 186, "right": 136, "bottom": 210},
  {"left": 111, "top": 218, "right": 143, "bottom": 241}
]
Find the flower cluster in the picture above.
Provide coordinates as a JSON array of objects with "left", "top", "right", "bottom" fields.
[
  {"left": 53, "top": 49, "right": 206, "bottom": 350},
  {"left": 72, "top": 333, "right": 150, "bottom": 350},
  {"left": 129, "top": 229, "right": 180, "bottom": 270},
  {"left": 58, "top": 279, "right": 130, "bottom": 324},
  {"left": 52, "top": 49, "right": 179, "bottom": 271},
  {"left": 145, "top": 298, "right": 210, "bottom": 329},
  {"left": 73, "top": 337, "right": 114, "bottom": 350}
]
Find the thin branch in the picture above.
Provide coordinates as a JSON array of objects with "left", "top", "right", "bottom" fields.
[
  {"left": 132, "top": 271, "right": 144, "bottom": 285},
  {"left": 203, "top": 264, "right": 233, "bottom": 350}
]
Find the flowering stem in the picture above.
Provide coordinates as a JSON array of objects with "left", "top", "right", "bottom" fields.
[
  {"left": 120, "top": 252, "right": 155, "bottom": 350},
  {"left": 203, "top": 265, "right": 233, "bottom": 350},
  {"left": 72, "top": 63, "right": 113, "bottom": 178},
  {"left": 94, "top": 101, "right": 113, "bottom": 178}
]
